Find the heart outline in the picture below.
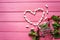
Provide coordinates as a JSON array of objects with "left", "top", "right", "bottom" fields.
[{"left": 24, "top": 8, "right": 46, "bottom": 26}]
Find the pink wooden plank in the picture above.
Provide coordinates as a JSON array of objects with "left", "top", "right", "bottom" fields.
[
  {"left": 0, "top": 32, "right": 59, "bottom": 40},
  {"left": 0, "top": 13, "right": 24, "bottom": 21},
  {"left": 0, "top": 12, "right": 59, "bottom": 31},
  {"left": 0, "top": 32, "right": 31, "bottom": 40},
  {"left": 0, "top": 12, "right": 60, "bottom": 21},
  {"left": 0, "top": 22, "right": 36, "bottom": 31},
  {"left": 0, "top": 0, "right": 60, "bottom": 2},
  {"left": 0, "top": 3, "right": 60, "bottom": 11},
  {"left": 0, "top": 12, "right": 47, "bottom": 21},
  {"left": 0, "top": 0, "right": 43, "bottom": 2}
]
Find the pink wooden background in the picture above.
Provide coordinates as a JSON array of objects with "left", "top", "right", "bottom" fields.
[{"left": 0, "top": 0, "right": 60, "bottom": 40}]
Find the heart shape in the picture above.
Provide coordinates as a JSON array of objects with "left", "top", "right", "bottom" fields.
[{"left": 24, "top": 8, "right": 46, "bottom": 26}]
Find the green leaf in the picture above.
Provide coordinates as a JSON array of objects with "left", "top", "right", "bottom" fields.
[
  {"left": 53, "top": 30, "right": 59, "bottom": 34},
  {"left": 52, "top": 15, "right": 59, "bottom": 21},
  {"left": 29, "top": 30, "right": 37, "bottom": 36},
  {"left": 52, "top": 22, "right": 60, "bottom": 29},
  {"left": 53, "top": 33, "right": 60, "bottom": 38},
  {"left": 39, "top": 23, "right": 48, "bottom": 29}
]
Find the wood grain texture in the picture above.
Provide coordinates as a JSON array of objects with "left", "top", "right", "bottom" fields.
[
  {"left": 0, "top": 12, "right": 59, "bottom": 32},
  {"left": 0, "top": 3, "right": 60, "bottom": 11},
  {"left": 0, "top": 12, "right": 59, "bottom": 21},
  {"left": 0, "top": 0, "right": 60, "bottom": 40},
  {"left": 0, "top": 0, "right": 60, "bottom": 2},
  {"left": 0, "top": 32, "right": 55, "bottom": 40},
  {"left": 0, "top": 22, "right": 38, "bottom": 32},
  {"left": 0, "top": 32, "right": 31, "bottom": 40},
  {"left": 0, "top": 32, "right": 59, "bottom": 40}
]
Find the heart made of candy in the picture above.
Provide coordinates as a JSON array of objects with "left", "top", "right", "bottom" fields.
[{"left": 24, "top": 8, "right": 46, "bottom": 26}]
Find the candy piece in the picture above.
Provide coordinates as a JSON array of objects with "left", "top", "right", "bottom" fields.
[
  {"left": 26, "top": 25, "right": 29, "bottom": 28},
  {"left": 45, "top": 17, "right": 48, "bottom": 20},
  {"left": 31, "top": 28, "right": 34, "bottom": 30},
  {"left": 45, "top": 4, "right": 48, "bottom": 8},
  {"left": 44, "top": 22, "right": 47, "bottom": 24},
  {"left": 24, "top": 12, "right": 26, "bottom": 15},
  {"left": 24, "top": 16, "right": 26, "bottom": 18},
  {"left": 46, "top": 10, "right": 48, "bottom": 14},
  {"left": 40, "top": 8, "right": 44, "bottom": 11},
  {"left": 38, "top": 25, "right": 41, "bottom": 29}
]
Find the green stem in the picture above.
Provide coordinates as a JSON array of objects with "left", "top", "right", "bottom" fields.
[{"left": 32, "top": 37, "right": 36, "bottom": 40}]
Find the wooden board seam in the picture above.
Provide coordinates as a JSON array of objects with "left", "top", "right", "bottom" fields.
[{"left": 0, "top": 1, "right": 60, "bottom": 3}]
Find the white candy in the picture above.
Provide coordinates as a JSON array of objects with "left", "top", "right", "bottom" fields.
[
  {"left": 40, "top": 8, "right": 44, "bottom": 11},
  {"left": 38, "top": 20, "right": 41, "bottom": 23},
  {"left": 24, "top": 12, "right": 26, "bottom": 15},
  {"left": 46, "top": 10, "right": 48, "bottom": 14},
  {"left": 42, "top": 15, "right": 44, "bottom": 18},
  {"left": 45, "top": 17, "right": 47, "bottom": 20},
  {"left": 33, "top": 23, "right": 36, "bottom": 26},
  {"left": 33, "top": 12, "right": 36, "bottom": 15},
  {"left": 26, "top": 10, "right": 31, "bottom": 12},
  {"left": 45, "top": 4, "right": 48, "bottom": 8},
  {"left": 44, "top": 22, "right": 47, "bottom": 24},
  {"left": 35, "top": 8, "right": 40, "bottom": 12},
  {"left": 25, "top": 18, "right": 30, "bottom": 22},
  {"left": 27, "top": 20, "right": 30, "bottom": 23},
  {"left": 40, "top": 18, "right": 43, "bottom": 20},
  {"left": 36, "top": 23, "right": 39, "bottom": 25},
  {"left": 43, "top": 12, "right": 45, "bottom": 14},
  {"left": 37, "top": 25, "right": 41, "bottom": 29},
  {"left": 30, "top": 22, "right": 33, "bottom": 24},
  {"left": 26, "top": 25, "right": 29, "bottom": 28},
  {"left": 31, "top": 27, "right": 34, "bottom": 30},
  {"left": 24, "top": 16, "right": 26, "bottom": 18},
  {"left": 38, "top": 8, "right": 40, "bottom": 10},
  {"left": 30, "top": 11, "right": 33, "bottom": 13},
  {"left": 35, "top": 9, "right": 38, "bottom": 12}
]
